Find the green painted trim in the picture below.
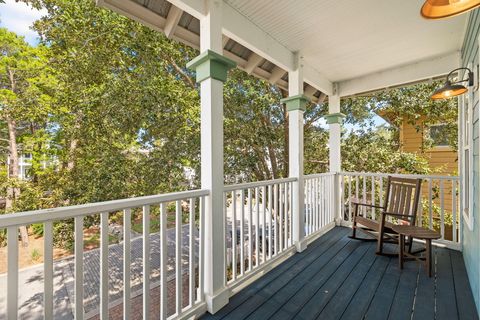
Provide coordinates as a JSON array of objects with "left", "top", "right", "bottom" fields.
[
  {"left": 324, "top": 112, "right": 346, "bottom": 124},
  {"left": 280, "top": 94, "right": 310, "bottom": 112},
  {"left": 186, "top": 50, "right": 237, "bottom": 83}
]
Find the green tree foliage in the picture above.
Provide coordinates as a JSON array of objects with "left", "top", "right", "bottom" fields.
[
  {"left": 343, "top": 82, "right": 458, "bottom": 150},
  {"left": 0, "top": 0, "right": 457, "bottom": 249}
]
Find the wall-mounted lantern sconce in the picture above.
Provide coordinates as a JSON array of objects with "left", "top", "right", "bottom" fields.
[
  {"left": 431, "top": 67, "right": 474, "bottom": 100},
  {"left": 421, "top": 0, "right": 480, "bottom": 19}
]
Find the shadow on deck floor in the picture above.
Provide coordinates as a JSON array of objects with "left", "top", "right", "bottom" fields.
[{"left": 201, "top": 227, "right": 478, "bottom": 320}]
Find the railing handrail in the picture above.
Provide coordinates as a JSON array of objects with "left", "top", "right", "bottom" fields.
[
  {"left": 0, "top": 189, "right": 210, "bottom": 228},
  {"left": 304, "top": 172, "right": 336, "bottom": 179},
  {"left": 223, "top": 177, "right": 297, "bottom": 192},
  {"left": 340, "top": 171, "right": 460, "bottom": 181}
]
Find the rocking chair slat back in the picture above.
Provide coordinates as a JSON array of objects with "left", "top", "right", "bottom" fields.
[{"left": 386, "top": 177, "right": 422, "bottom": 224}]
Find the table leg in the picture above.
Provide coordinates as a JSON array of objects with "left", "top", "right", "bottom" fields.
[
  {"left": 399, "top": 234, "right": 404, "bottom": 270},
  {"left": 426, "top": 239, "right": 432, "bottom": 277}
]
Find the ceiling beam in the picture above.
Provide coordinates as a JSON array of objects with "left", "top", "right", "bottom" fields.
[
  {"left": 166, "top": 0, "right": 204, "bottom": 19},
  {"left": 221, "top": 2, "right": 294, "bottom": 71},
  {"left": 338, "top": 51, "right": 460, "bottom": 97},
  {"left": 244, "top": 53, "right": 264, "bottom": 75},
  {"left": 303, "top": 62, "right": 333, "bottom": 96},
  {"left": 164, "top": 5, "right": 183, "bottom": 38},
  {"left": 269, "top": 66, "right": 286, "bottom": 84},
  {"left": 222, "top": 35, "right": 230, "bottom": 48},
  {"left": 221, "top": 2, "right": 333, "bottom": 94},
  {"left": 304, "top": 85, "right": 317, "bottom": 97},
  {"left": 318, "top": 93, "right": 327, "bottom": 104}
]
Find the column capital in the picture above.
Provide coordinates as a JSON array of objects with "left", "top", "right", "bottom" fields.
[
  {"left": 324, "top": 112, "right": 346, "bottom": 124},
  {"left": 186, "top": 50, "right": 236, "bottom": 83},
  {"left": 281, "top": 94, "right": 310, "bottom": 112}
]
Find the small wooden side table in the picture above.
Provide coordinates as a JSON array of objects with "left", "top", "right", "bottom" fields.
[{"left": 391, "top": 225, "right": 441, "bottom": 277}]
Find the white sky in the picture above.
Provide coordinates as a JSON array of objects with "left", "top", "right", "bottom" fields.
[{"left": 0, "top": 0, "right": 46, "bottom": 45}]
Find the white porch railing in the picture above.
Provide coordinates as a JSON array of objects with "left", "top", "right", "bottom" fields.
[
  {"left": 0, "top": 189, "right": 208, "bottom": 320},
  {"left": 304, "top": 173, "right": 336, "bottom": 238},
  {"left": 339, "top": 172, "right": 461, "bottom": 250},
  {"left": 223, "top": 178, "right": 297, "bottom": 290},
  {"left": 0, "top": 172, "right": 463, "bottom": 319}
]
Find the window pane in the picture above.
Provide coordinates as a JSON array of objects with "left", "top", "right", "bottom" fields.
[
  {"left": 429, "top": 125, "right": 449, "bottom": 147},
  {"left": 464, "top": 149, "right": 469, "bottom": 210}
]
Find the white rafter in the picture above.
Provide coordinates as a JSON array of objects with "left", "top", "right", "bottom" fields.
[
  {"left": 222, "top": 35, "right": 230, "bottom": 48},
  {"left": 166, "top": 0, "right": 204, "bottom": 19},
  {"left": 164, "top": 5, "right": 183, "bottom": 38},
  {"left": 244, "top": 53, "right": 264, "bottom": 75},
  {"left": 269, "top": 66, "right": 286, "bottom": 84},
  {"left": 303, "top": 62, "right": 333, "bottom": 96},
  {"left": 304, "top": 85, "right": 317, "bottom": 97}
]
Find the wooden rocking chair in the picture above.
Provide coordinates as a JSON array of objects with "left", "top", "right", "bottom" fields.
[{"left": 350, "top": 176, "right": 422, "bottom": 255}]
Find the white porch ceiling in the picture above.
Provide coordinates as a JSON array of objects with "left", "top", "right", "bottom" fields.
[
  {"left": 225, "top": 0, "right": 467, "bottom": 83},
  {"left": 98, "top": 0, "right": 468, "bottom": 98}
]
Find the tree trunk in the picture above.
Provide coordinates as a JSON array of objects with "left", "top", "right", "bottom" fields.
[
  {"left": 6, "top": 116, "right": 28, "bottom": 246},
  {"left": 67, "top": 137, "right": 78, "bottom": 170},
  {"left": 6, "top": 69, "right": 28, "bottom": 246},
  {"left": 260, "top": 115, "right": 280, "bottom": 179},
  {"left": 67, "top": 114, "right": 82, "bottom": 171}
]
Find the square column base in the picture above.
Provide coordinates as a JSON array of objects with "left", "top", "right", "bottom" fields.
[
  {"left": 295, "top": 239, "right": 308, "bottom": 253},
  {"left": 335, "top": 217, "right": 343, "bottom": 226},
  {"left": 205, "top": 287, "right": 229, "bottom": 314}
]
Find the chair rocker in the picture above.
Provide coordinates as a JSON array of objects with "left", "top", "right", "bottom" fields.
[{"left": 350, "top": 176, "right": 422, "bottom": 256}]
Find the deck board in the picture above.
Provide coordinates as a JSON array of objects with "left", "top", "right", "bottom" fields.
[
  {"left": 363, "top": 257, "right": 401, "bottom": 319},
  {"left": 387, "top": 257, "right": 419, "bottom": 320},
  {"left": 207, "top": 227, "right": 349, "bottom": 319},
  {"left": 318, "top": 254, "right": 386, "bottom": 319},
  {"left": 263, "top": 241, "right": 365, "bottom": 320},
  {"left": 201, "top": 227, "right": 479, "bottom": 320},
  {"left": 436, "top": 249, "right": 459, "bottom": 320},
  {"left": 451, "top": 250, "right": 479, "bottom": 320}
]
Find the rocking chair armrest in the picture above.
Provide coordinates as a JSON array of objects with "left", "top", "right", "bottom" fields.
[
  {"left": 381, "top": 211, "right": 413, "bottom": 220},
  {"left": 351, "top": 202, "right": 383, "bottom": 209},
  {"left": 351, "top": 202, "right": 384, "bottom": 218}
]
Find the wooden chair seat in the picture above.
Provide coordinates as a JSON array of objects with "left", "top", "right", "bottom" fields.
[{"left": 355, "top": 215, "right": 395, "bottom": 232}]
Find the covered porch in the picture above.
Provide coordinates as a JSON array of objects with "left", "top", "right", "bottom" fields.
[
  {"left": 1, "top": 0, "right": 479, "bottom": 319},
  {"left": 202, "top": 227, "right": 477, "bottom": 320}
]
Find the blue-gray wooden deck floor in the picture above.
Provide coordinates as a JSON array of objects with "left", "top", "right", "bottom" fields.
[{"left": 201, "top": 227, "right": 478, "bottom": 320}]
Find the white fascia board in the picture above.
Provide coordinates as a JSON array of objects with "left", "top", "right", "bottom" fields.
[
  {"left": 97, "top": 0, "right": 166, "bottom": 32},
  {"left": 303, "top": 62, "right": 333, "bottom": 96},
  {"left": 338, "top": 51, "right": 461, "bottom": 97},
  {"left": 221, "top": 2, "right": 294, "bottom": 71}
]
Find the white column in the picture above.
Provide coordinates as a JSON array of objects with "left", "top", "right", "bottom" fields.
[
  {"left": 328, "top": 94, "right": 342, "bottom": 172},
  {"left": 325, "top": 92, "right": 345, "bottom": 224},
  {"left": 282, "top": 53, "right": 308, "bottom": 252},
  {"left": 187, "top": 0, "right": 235, "bottom": 313}
]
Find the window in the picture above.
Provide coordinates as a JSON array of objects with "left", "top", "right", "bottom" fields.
[
  {"left": 428, "top": 124, "right": 449, "bottom": 147},
  {"left": 461, "top": 92, "right": 474, "bottom": 230}
]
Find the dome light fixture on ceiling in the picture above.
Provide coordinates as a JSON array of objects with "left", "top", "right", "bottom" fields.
[
  {"left": 421, "top": 0, "right": 480, "bottom": 19},
  {"left": 431, "top": 67, "right": 474, "bottom": 100}
]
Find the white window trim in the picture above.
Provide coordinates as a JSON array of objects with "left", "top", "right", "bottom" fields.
[{"left": 460, "top": 67, "right": 474, "bottom": 231}]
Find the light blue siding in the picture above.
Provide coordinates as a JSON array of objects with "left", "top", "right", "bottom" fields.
[{"left": 461, "top": 9, "right": 480, "bottom": 314}]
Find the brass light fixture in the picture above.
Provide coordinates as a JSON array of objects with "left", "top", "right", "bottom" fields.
[
  {"left": 421, "top": 0, "right": 480, "bottom": 19},
  {"left": 431, "top": 67, "right": 474, "bottom": 99}
]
